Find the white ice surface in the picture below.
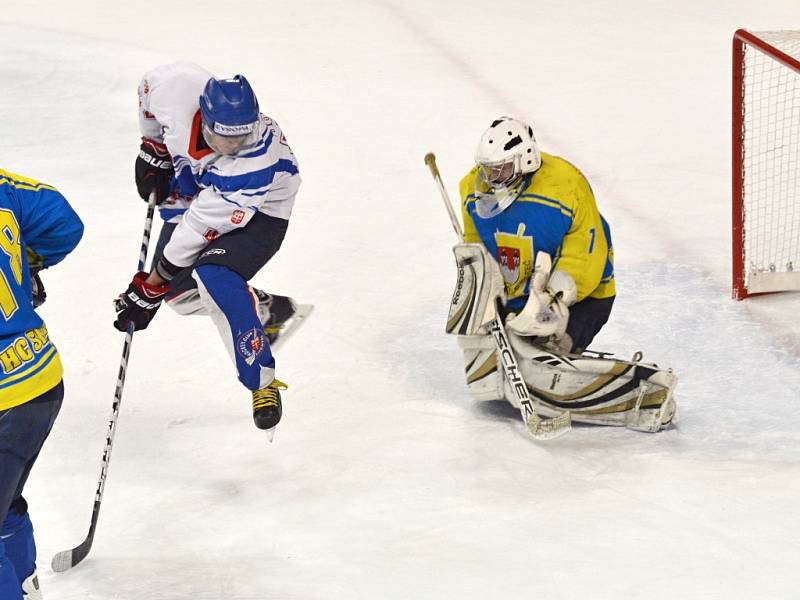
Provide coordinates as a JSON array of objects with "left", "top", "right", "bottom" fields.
[{"left": 1, "top": 2, "right": 800, "bottom": 599}]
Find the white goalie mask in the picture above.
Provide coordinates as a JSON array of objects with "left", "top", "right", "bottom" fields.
[{"left": 474, "top": 117, "right": 542, "bottom": 218}]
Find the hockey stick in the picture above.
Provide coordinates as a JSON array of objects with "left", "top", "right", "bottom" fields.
[
  {"left": 423, "top": 152, "right": 571, "bottom": 441},
  {"left": 52, "top": 191, "right": 159, "bottom": 573}
]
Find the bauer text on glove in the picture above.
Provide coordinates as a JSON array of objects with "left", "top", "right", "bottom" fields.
[
  {"left": 135, "top": 137, "right": 173, "bottom": 203},
  {"left": 113, "top": 271, "right": 169, "bottom": 331}
]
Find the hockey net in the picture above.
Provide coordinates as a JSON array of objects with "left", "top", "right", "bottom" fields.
[{"left": 732, "top": 30, "right": 800, "bottom": 299}]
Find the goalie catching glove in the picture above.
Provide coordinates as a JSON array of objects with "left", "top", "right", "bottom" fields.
[
  {"left": 506, "top": 251, "right": 576, "bottom": 345},
  {"left": 113, "top": 271, "right": 170, "bottom": 331}
]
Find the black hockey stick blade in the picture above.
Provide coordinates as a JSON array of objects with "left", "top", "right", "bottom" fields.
[{"left": 51, "top": 533, "right": 93, "bottom": 572}]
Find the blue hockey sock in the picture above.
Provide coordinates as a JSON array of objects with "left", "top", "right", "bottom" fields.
[
  {"left": 0, "top": 550, "right": 22, "bottom": 600},
  {"left": 2, "top": 500, "right": 36, "bottom": 584}
]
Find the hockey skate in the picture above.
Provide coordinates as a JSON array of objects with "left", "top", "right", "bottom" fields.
[
  {"left": 22, "top": 570, "right": 42, "bottom": 599},
  {"left": 253, "top": 290, "right": 314, "bottom": 351},
  {"left": 252, "top": 378, "right": 287, "bottom": 430}
]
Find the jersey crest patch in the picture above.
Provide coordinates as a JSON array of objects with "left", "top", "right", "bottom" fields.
[
  {"left": 237, "top": 328, "right": 266, "bottom": 366},
  {"left": 494, "top": 223, "right": 534, "bottom": 299},
  {"left": 231, "top": 210, "right": 245, "bottom": 224}
]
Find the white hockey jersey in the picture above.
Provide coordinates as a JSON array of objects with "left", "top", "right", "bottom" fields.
[{"left": 138, "top": 62, "right": 300, "bottom": 268}]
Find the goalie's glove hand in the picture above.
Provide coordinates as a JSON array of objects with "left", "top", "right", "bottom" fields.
[
  {"left": 113, "top": 271, "right": 169, "bottom": 332},
  {"left": 135, "top": 137, "right": 173, "bottom": 203},
  {"left": 506, "top": 252, "right": 575, "bottom": 339}
]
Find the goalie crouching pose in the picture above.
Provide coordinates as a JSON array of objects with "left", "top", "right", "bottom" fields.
[{"left": 449, "top": 117, "right": 676, "bottom": 432}]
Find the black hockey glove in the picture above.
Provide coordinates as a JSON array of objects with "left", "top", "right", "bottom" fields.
[
  {"left": 135, "top": 137, "right": 173, "bottom": 203},
  {"left": 113, "top": 271, "right": 170, "bottom": 332},
  {"left": 27, "top": 248, "right": 46, "bottom": 308},
  {"left": 31, "top": 272, "right": 46, "bottom": 308}
]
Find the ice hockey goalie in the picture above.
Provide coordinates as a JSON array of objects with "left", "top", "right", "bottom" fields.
[{"left": 448, "top": 243, "right": 677, "bottom": 433}]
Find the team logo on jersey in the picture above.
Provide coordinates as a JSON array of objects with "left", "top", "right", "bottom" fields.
[
  {"left": 203, "top": 228, "right": 219, "bottom": 242},
  {"left": 231, "top": 210, "right": 245, "bottom": 224},
  {"left": 494, "top": 223, "right": 534, "bottom": 299},
  {"left": 237, "top": 328, "right": 266, "bottom": 366}
]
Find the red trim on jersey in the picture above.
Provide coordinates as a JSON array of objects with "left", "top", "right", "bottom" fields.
[{"left": 188, "top": 110, "right": 214, "bottom": 160}]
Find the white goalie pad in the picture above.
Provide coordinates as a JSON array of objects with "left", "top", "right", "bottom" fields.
[
  {"left": 447, "top": 243, "right": 505, "bottom": 335},
  {"left": 458, "top": 334, "right": 505, "bottom": 401},
  {"left": 457, "top": 331, "right": 678, "bottom": 432},
  {"left": 508, "top": 333, "right": 678, "bottom": 432}
]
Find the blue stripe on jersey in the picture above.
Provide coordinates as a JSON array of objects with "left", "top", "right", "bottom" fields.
[
  {"left": 158, "top": 207, "right": 187, "bottom": 221},
  {"left": 171, "top": 162, "right": 199, "bottom": 198},
  {"left": 199, "top": 159, "right": 298, "bottom": 194},
  {"left": 0, "top": 346, "right": 56, "bottom": 389},
  {"left": 239, "top": 130, "right": 274, "bottom": 159},
  {"left": 517, "top": 193, "right": 574, "bottom": 218},
  {"left": 601, "top": 215, "right": 614, "bottom": 279}
]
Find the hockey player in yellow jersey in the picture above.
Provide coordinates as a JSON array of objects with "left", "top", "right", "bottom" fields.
[
  {"left": 459, "top": 116, "right": 615, "bottom": 353},
  {"left": 0, "top": 169, "right": 83, "bottom": 598},
  {"left": 445, "top": 118, "right": 676, "bottom": 433}
]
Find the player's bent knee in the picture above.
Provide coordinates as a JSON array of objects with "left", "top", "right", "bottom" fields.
[{"left": 164, "top": 289, "right": 205, "bottom": 315}]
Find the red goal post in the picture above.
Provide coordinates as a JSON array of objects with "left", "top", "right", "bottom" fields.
[{"left": 732, "top": 29, "right": 800, "bottom": 300}]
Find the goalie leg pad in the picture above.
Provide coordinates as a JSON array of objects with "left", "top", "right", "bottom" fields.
[
  {"left": 457, "top": 334, "right": 505, "bottom": 401},
  {"left": 447, "top": 244, "right": 504, "bottom": 336},
  {"left": 507, "top": 333, "right": 678, "bottom": 432}
]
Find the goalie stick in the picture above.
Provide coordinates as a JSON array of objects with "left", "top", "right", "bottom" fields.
[
  {"left": 424, "top": 153, "right": 571, "bottom": 440},
  {"left": 51, "top": 191, "right": 158, "bottom": 573}
]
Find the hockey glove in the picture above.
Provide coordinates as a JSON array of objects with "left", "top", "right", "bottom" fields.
[
  {"left": 27, "top": 248, "right": 46, "bottom": 308},
  {"left": 113, "top": 271, "right": 170, "bottom": 331},
  {"left": 135, "top": 137, "right": 173, "bottom": 203},
  {"left": 506, "top": 251, "right": 575, "bottom": 340},
  {"left": 31, "top": 273, "right": 46, "bottom": 308}
]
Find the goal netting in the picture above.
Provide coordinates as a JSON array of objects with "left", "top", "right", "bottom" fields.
[{"left": 732, "top": 30, "right": 800, "bottom": 299}]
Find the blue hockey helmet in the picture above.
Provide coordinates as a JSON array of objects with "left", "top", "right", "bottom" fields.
[{"left": 199, "top": 75, "right": 260, "bottom": 154}]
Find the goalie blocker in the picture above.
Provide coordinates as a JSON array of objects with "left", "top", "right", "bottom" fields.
[{"left": 448, "top": 243, "right": 677, "bottom": 432}]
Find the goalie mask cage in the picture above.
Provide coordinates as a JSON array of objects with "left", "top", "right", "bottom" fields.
[{"left": 732, "top": 29, "right": 800, "bottom": 300}]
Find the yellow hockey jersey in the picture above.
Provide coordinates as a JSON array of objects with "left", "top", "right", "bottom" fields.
[
  {"left": 0, "top": 169, "right": 83, "bottom": 410},
  {"left": 460, "top": 152, "right": 615, "bottom": 310}
]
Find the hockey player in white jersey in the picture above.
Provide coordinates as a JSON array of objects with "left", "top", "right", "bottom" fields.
[{"left": 114, "top": 62, "right": 306, "bottom": 432}]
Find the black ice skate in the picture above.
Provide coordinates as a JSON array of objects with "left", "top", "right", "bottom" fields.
[
  {"left": 253, "top": 289, "right": 314, "bottom": 350},
  {"left": 262, "top": 293, "right": 298, "bottom": 344},
  {"left": 252, "top": 378, "right": 287, "bottom": 430}
]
